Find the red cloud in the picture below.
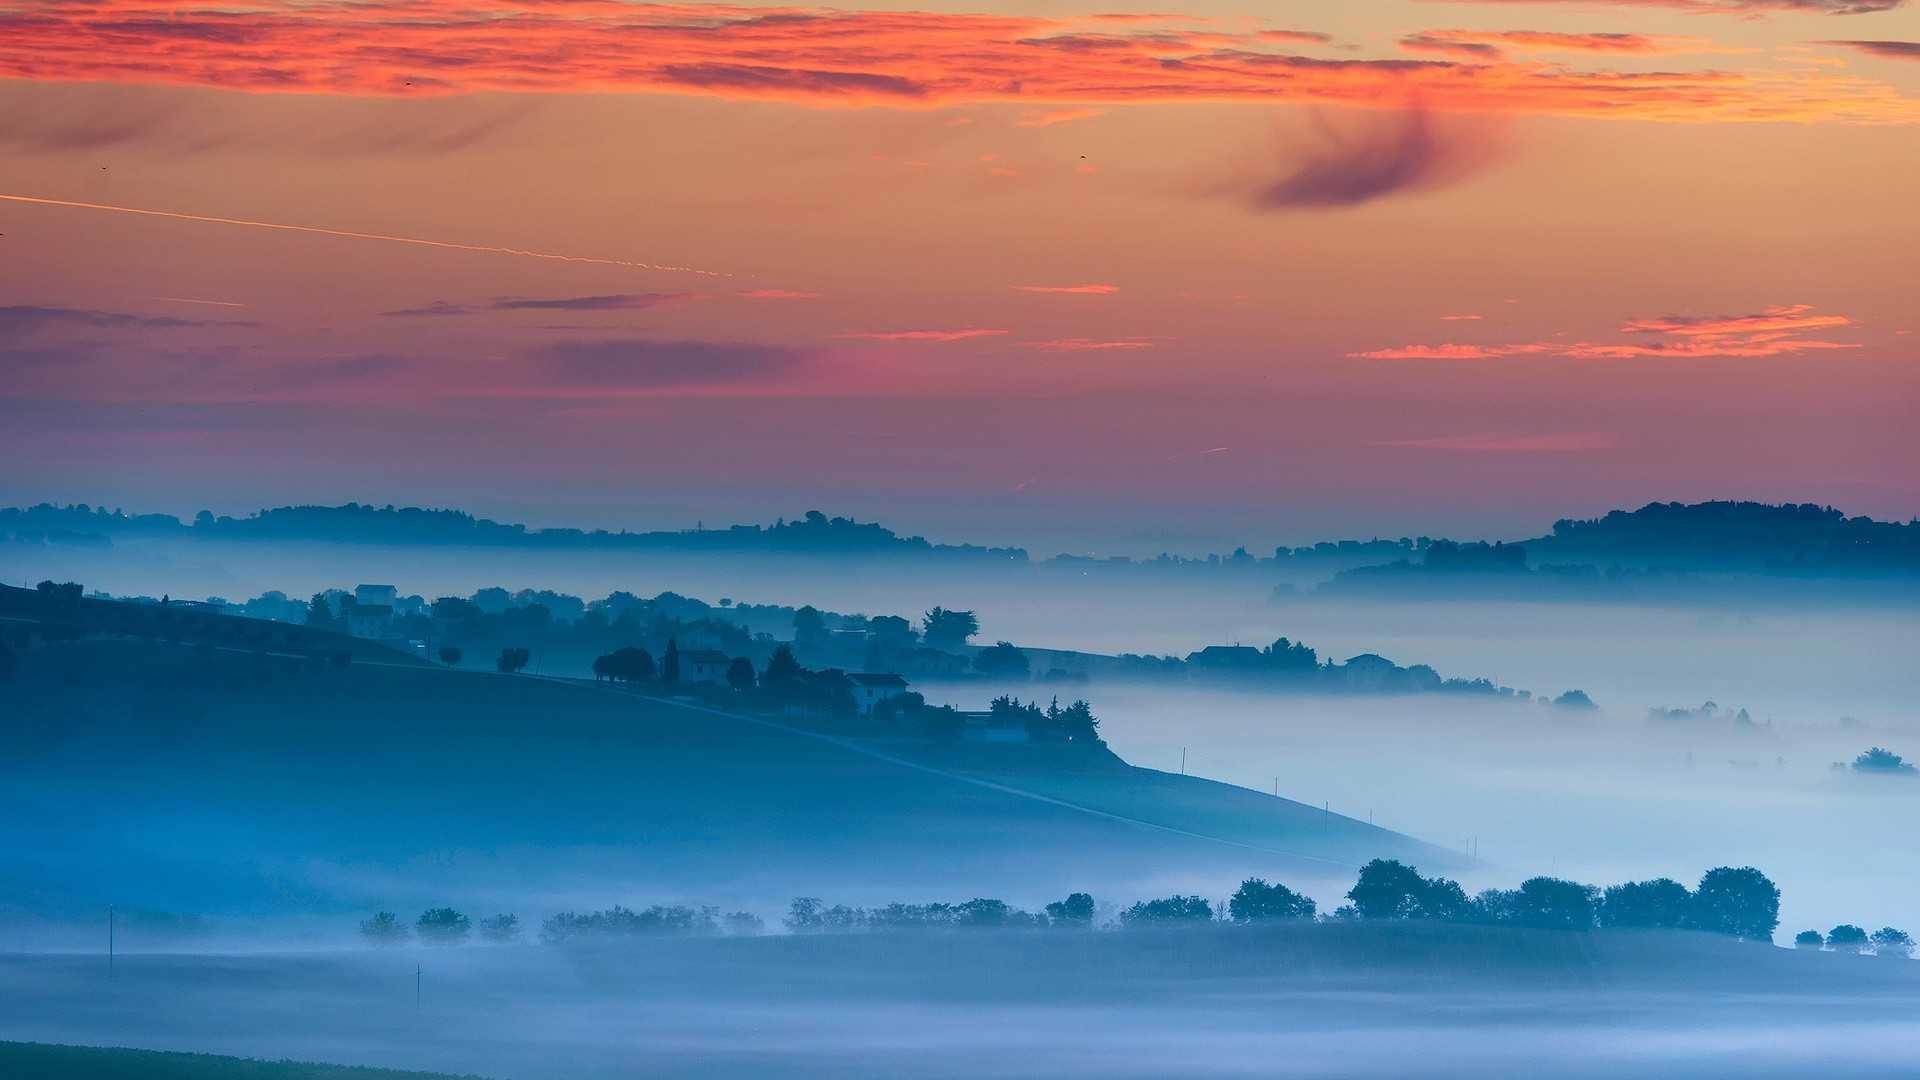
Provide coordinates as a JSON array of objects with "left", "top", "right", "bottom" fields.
[
  {"left": 0, "top": 1, "right": 1913, "bottom": 124},
  {"left": 1401, "top": 29, "right": 1735, "bottom": 59},
  {"left": 1352, "top": 303, "right": 1860, "bottom": 359}
]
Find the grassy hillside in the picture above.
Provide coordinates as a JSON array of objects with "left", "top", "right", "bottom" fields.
[
  {"left": 0, "top": 1043, "right": 486, "bottom": 1080},
  {"left": 0, "top": 638, "right": 1447, "bottom": 924}
]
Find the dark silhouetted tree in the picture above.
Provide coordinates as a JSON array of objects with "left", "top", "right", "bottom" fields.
[
  {"left": 1827, "top": 924, "right": 1869, "bottom": 955},
  {"left": 1599, "top": 878, "right": 1694, "bottom": 929},
  {"left": 305, "top": 593, "right": 339, "bottom": 631},
  {"left": 496, "top": 646, "right": 530, "bottom": 674},
  {"left": 1346, "top": 859, "right": 1470, "bottom": 921},
  {"left": 1794, "top": 929, "right": 1826, "bottom": 949},
  {"left": 1870, "top": 927, "right": 1913, "bottom": 959},
  {"left": 1692, "top": 867, "right": 1779, "bottom": 941},
  {"left": 594, "top": 646, "right": 654, "bottom": 683},
  {"left": 1511, "top": 877, "right": 1599, "bottom": 930},
  {"left": 661, "top": 637, "right": 681, "bottom": 684},
  {"left": 416, "top": 907, "right": 471, "bottom": 945},
  {"left": 1045, "top": 892, "right": 1096, "bottom": 927},
  {"left": 727, "top": 656, "right": 756, "bottom": 691},
  {"left": 792, "top": 605, "right": 828, "bottom": 649},
  {"left": 973, "top": 641, "right": 1031, "bottom": 679},
  {"left": 1229, "top": 879, "right": 1317, "bottom": 923},
  {"left": 438, "top": 646, "right": 462, "bottom": 667},
  {"left": 921, "top": 607, "right": 979, "bottom": 652},
  {"left": 1850, "top": 747, "right": 1917, "bottom": 776},
  {"left": 1120, "top": 895, "right": 1215, "bottom": 926},
  {"left": 359, "top": 911, "right": 408, "bottom": 945},
  {"left": 763, "top": 644, "right": 803, "bottom": 687}
]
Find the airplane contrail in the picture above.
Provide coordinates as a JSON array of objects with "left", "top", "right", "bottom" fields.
[{"left": 0, "top": 193, "right": 728, "bottom": 278}]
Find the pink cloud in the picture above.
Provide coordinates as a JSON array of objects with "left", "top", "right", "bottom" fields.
[
  {"left": 1015, "top": 108, "right": 1107, "bottom": 128},
  {"left": 741, "top": 289, "right": 822, "bottom": 300},
  {"left": 1012, "top": 283, "right": 1120, "bottom": 295},
  {"left": 1352, "top": 303, "right": 1860, "bottom": 360},
  {"left": 834, "top": 328, "right": 1009, "bottom": 343},
  {"left": 1376, "top": 432, "right": 1619, "bottom": 452}
]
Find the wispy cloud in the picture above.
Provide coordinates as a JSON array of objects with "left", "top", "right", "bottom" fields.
[
  {"left": 1819, "top": 40, "right": 1920, "bottom": 60},
  {"left": 1440, "top": 314, "right": 1485, "bottom": 321},
  {"left": 1376, "top": 431, "right": 1618, "bottom": 452},
  {"left": 380, "top": 301, "right": 471, "bottom": 318},
  {"left": 1012, "top": 283, "right": 1120, "bottom": 295},
  {"left": 1022, "top": 337, "right": 1156, "bottom": 350},
  {"left": 834, "top": 328, "right": 1009, "bottom": 343},
  {"left": 1014, "top": 107, "right": 1107, "bottom": 128},
  {"left": 490, "top": 292, "right": 693, "bottom": 311},
  {"left": 1435, "top": 0, "right": 1903, "bottom": 14},
  {"left": 0, "top": 304, "right": 247, "bottom": 340},
  {"left": 537, "top": 339, "right": 806, "bottom": 387},
  {"left": 1401, "top": 29, "right": 1735, "bottom": 59},
  {"left": 1351, "top": 303, "right": 1860, "bottom": 359},
  {"left": 740, "top": 289, "right": 823, "bottom": 300}
]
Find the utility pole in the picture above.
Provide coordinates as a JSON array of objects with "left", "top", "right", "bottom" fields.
[
  {"left": 107, "top": 905, "right": 114, "bottom": 980},
  {"left": 1179, "top": 747, "right": 1186, "bottom": 775},
  {"left": 415, "top": 962, "right": 422, "bottom": 1010}
]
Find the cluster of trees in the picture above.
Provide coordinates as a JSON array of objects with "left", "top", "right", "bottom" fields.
[
  {"left": 358, "top": 909, "right": 520, "bottom": 946},
  {"left": 1793, "top": 925, "right": 1913, "bottom": 957},
  {"left": 1327, "top": 860, "right": 1783, "bottom": 940},
  {"left": 358, "top": 862, "right": 1905, "bottom": 954},
  {"left": 1846, "top": 747, "right": 1916, "bottom": 777},
  {"left": 1110, "top": 638, "right": 1551, "bottom": 703},
  {"left": 979, "top": 696, "right": 1101, "bottom": 743},
  {"left": 540, "top": 905, "right": 764, "bottom": 943}
]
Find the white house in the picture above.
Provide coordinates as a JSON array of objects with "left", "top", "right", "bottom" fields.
[
  {"left": 344, "top": 604, "right": 393, "bottom": 639},
  {"left": 848, "top": 672, "right": 910, "bottom": 715}
]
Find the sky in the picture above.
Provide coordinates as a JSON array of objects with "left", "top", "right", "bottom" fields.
[{"left": 2, "top": 0, "right": 1917, "bottom": 552}]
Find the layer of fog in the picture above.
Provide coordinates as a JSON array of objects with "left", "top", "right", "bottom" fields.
[
  {"left": 5, "top": 933, "right": 1918, "bottom": 1079},
  {"left": 1091, "top": 689, "right": 1919, "bottom": 940},
  {"left": 9, "top": 539, "right": 1915, "bottom": 720}
]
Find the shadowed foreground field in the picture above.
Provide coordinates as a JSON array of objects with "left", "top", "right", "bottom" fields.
[
  {"left": 4, "top": 926, "right": 1918, "bottom": 1079},
  {"left": 0, "top": 1041, "right": 483, "bottom": 1080}
]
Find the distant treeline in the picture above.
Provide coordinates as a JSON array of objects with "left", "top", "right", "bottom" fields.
[
  {"left": 9, "top": 500, "right": 1917, "bottom": 580},
  {"left": 354, "top": 860, "right": 1910, "bottom": 953}
]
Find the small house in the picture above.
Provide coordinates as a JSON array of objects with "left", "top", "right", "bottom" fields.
[
  {"left": 847, "top": 672, "right": 909, "bottom": 715},
  {"left": 680, "top": 649, "right": 732, "bottom": 684}
]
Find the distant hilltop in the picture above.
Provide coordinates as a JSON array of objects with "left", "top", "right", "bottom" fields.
[{"left": 4, "top": 499, "right": 1917, "bottom": 580}]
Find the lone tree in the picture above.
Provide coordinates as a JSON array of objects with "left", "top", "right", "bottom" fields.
[
  {"left": 416, "top": 907, "right": 472, "bottom": 945},
  {"left": 1598, "top": 878, "right": 1694, "bottom": 930},
  {"left": 1509, "top": 877, "right": 1600, "bottom": 931},
  {"left": 1044, "top": 892, "right": 1096, "bottom": 928},
  {"left": 437, "top": 646, "right": 462, "bottom": 667},
  {"left": 1850, "top": 747, "right": 1917, "bottom": 776},
  {"left": 496, "top": 647, "right": 531, "bottom": 674},
  {"left": 661, "top": 637, "right": 681, "bottom": 684},
  {"left": 1827, "top": 924, "right": 1870, "bottom": 955},
  {"left": 726, "top": 656, "right": 756, "bottom": 691},
  {"left": 359, "top": 911, "right": 408, "bottom": 945},
  {"left": 762, "top": 644, "right": 803, "bottom": 687},
  {"left": 593, "top": 646, "right": 654, "bottom": 683},
  {"left": 1692, "top": 867, "right": 1780, "bottom": 942},
  {"left": 973, "top": 641, "right": 1031, "bottom": 679},
  {"left": 1793, "top": 930, "right": 1826, "bottom": 950},
  {"left": 1229, "top": 879, "right": 1317, "bottom": 923},
  {"left": 921, "top": 607, "right": 979, "bottom": 652},
  {"left": 1870, "top": 927, "right": 1914, "bottom": 959}
]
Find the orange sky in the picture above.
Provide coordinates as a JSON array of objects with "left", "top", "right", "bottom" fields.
[{"left": 1, "top": 0, "right": 1916, "bottom": 546}]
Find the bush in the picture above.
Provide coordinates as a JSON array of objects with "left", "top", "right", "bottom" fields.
[
  {"left": 1794, "top": 929, "right": 1825, "bottom": 949},
  {"left": 542, "top": 905, "right": 720, "bottom": 944},
  {"left": 496, "top": 647, "right": 531, "bottom": 674},
  {"left": 1346, "top": 860, "right": 1471, "bottom": 921}
]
